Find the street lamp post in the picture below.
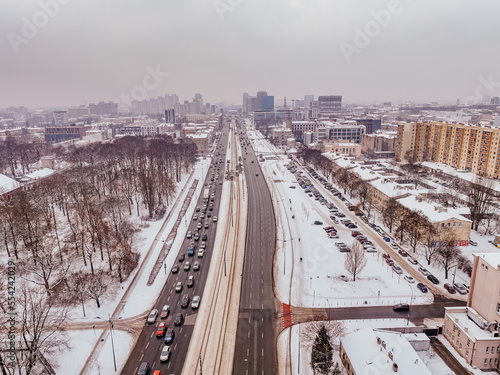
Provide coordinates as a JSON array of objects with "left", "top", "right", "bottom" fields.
[
  {"left": 407, "top": 285, "right": 413, "bottom": 326},
  {"left": 96, "top": 315, "right": 117, "bottom": 372}
]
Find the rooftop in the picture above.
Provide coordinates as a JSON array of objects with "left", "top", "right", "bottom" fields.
[
  {"left": 341, "top": 328, "right": 432, "bottom": 375},
  {"left": 0, "top": 174, "right": 20, "bottom": 195}
]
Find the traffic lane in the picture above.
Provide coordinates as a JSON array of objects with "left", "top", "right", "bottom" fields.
[
  {"left": 324, "top": 299, "right": 466, "bottom": 321},
  {"left": 122, "top": 134, "right": 229, "bottom": 373}
]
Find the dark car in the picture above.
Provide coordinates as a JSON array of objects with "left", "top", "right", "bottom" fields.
[
  {"left": 202, "top": 233, "right": 208, "bottom": 241},
  {"left": 416, "top": 283, "right": 428, "bottom": 293},
  {"left": 165, "top": 329, "right": 175, "bottom": 344},
  {"left": 444, "top": 283, "right": 456, "bottom": 294},
  {"left": 393, "top": 303, "right": 410, "bottom": 311},
  {"left": 427, "top": 274, "right": 439, "bottom": 284},
  {"left": 174, "top": 313, "right": 184, "bottom": 326},
  {"left": 313, "top": 221, "right": 323, "bottom": 225},
  {"left": 137, "top": 362, "right": 150, "bottom": 375},
  {"left": 178, "top": 253, "right": 185, "bottom": 262},
  {"left": 181, "top": 294, "right": 190, "bottom": 308},
  {"left": 171, "top": 265, "right": 179, "bottom": 274}
]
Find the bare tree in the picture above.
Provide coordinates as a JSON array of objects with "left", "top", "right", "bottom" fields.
[
  {"left": 436, "top": 233, "right": 461, "bottom": 280},
  {"left": 15, "top": 284, "right": 69, "bottom": 375},
  {"left": 419, "top": 223, "right": 440, "bottom": 266},
  {"left": 467, "top": 177, "right": 494, "bottom": 231},
  {"left": 83, "top": 270, "right": 114, "bottom": 308},
  {"left": 344, "top": 242, "right": 367, "bottom": 281},
  {"left": 382, "top": 198, "right": 400, "bottom": 233}
]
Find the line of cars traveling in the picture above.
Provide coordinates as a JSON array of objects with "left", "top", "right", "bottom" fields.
[{"left": 132, "top": 143, "right": 230, "bottom": 375}]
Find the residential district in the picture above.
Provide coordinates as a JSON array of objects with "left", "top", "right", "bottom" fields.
[{"left": 1, "top": 93, "right": 500, "bottom": 375}]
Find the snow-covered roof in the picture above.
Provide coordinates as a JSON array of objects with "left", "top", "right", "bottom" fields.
[
  {"left": 397, "top": 195, "right": 471, "bottom": 223},
  {"left": 25, "top": 168, "right": 55, "bottom": 180},
  {"left": 474, "top": 252, "right": 500, "bottom": 270},
  {"left": 341, "top": 328, "right": 432, "bottom": 375},
  {"left": 0, "top": 174, "right": 20, "bottom": 195},
  {"left": 370, "top": 179, "right": 413, "bottom": 198},
  {"left": 187, "top": 133, "right": 209, "bottom": 139}
]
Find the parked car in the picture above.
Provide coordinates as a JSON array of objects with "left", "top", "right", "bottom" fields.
[
  {"left": 147, "top": 309, "right": 158, "bottom": 323},
  {"left": 469, "top": 240, "right": 477, "bottom": 246},
  {"left": 313, "top": 221, "right": 323, "bottom": 225},
  {"left": 418, "top": 267, "right": 431, "bottom": 276},
  {"left": 393, "top": 303, "right": 410, "bottom": 311},
  {"left": 392, "top": 265, "right": 403, "bottom": 274},
  {"left": 427, "top": 274, "right": 439, "bottom": 284},
  {"left": 383, "top": 236, "right": 391, "bottom": 242},
  {"left": 453, "top": 283, "right": 468, "bottom": 295},
  {"left": 385, "top": 258, "right": 395, "bottom": 266},
  {"left": 404, "top": 275, "right": 415, "bottom": 283},
  {"left": 398, "top": 249, "right": 409, "bottom": 257},
  {"left": 390, "top": 243, "right": 399, "bottom": 249},
  {"left": 444, "top": 283, "right": 456, "bottom": 294},
  {"left": 160, "top": 305, "right": 170, "bottom": 319},
  {"left": 417, "top": 283, "right": 428, "bottom": 293},
  {"left": 382, "top": 253, "right": 391, "bottom": 260},
  {"left": 156, "top": 322, "right": 166, "bottom": 337},
  {"left": 407, "top": 256, "right": 418, "bottom": 265}
]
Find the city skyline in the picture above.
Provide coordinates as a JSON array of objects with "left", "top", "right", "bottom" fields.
[{"left": 1, "top": 0, "right": 500, "bottom": 108}]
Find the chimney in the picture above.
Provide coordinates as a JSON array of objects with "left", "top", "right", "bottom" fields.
[
  {"left": 464, "top": 325, "right": 468, "bottom": 333},
  {"left": 377, "top": 337, "right": 381, "bottom": 345},
  {"left": 382, "top": 341, "right": 386, "bottom": 349}
]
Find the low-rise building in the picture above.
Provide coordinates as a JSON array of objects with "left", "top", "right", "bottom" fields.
[
  {"left": 443, "top": 252, "right": 500, "bottom": 372},
  {"left": 340, "top": 328, "right": 432, "bottom": 375}
]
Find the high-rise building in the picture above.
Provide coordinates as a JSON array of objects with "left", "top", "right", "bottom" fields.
[
  {"left": 354, "top": 118, "right": 381, "bottom": 134},
  {"left": 318, "top": 95, "right": 342, "bottom": 114},
  {"left": 89, "top": 101, "right": 118, "bottom": 116},
  {"left": 261, "top": 96, "right": 274, "bottom": 111},
  {"left": 165, "top": 109, "right": 175, "bottom": 123},
  {"left": 242, "top": 93, "right": 249, "bottom": 113},
  {"left": 396, "top": 122, "right": 500, "bottom": 179},
  {"left": 53, "top": 110, "right": 68, "bottom": 126},
  {"left": 304, "top": 95, "right": 314, "bottom": 109}
]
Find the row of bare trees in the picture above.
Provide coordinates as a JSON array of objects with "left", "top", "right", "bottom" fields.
[
  {"left": 0, "top": 138, "right": 52, "bottom": 177},
  {"left": 0, "top": 135, "right": 197, "bottom": 374}
]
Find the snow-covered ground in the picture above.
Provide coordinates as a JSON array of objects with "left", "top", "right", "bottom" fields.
[
  {"left": 56, "top": 157, "right": 211, "bottom": 373},
  {"left": 278, "top": 319, "right": 457, "bottom": 375},
  {"left": 247, "top": 130, "right": 430, "bottom": 307}
]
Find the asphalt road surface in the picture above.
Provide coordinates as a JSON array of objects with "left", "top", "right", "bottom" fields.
[
  {"left": 232, "top": 121, "right": 278, "bottom": 374},
  {"left": 121, "top": 121, "right": 230, "bottom": 375}
]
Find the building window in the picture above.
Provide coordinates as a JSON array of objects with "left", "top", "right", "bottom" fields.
[
  {"left": 467, "top": 339, "right": 470, "bottom": 346},
  {"left": 484, "top": 359, "right": 488, "bottom": 365},
  {"left": 486, "top": 346, "right": 489, "bottom": 354}
]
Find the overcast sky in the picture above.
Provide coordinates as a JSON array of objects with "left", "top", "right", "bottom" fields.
[{"left": 1, "top": 0, "right": 500, "bottom": 108}]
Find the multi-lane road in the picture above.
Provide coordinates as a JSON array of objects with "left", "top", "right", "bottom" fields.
[
  {"left": 232, "top": 121, "right": 278, "bottom": 374},
  {"left": 121, "top": 122, "right": 230, "bottom": 375}
]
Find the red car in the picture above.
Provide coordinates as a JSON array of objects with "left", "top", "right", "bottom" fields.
[
  {"left": 382, "top": 253, "right": 391, "bottom": 260},
  {"left": 398, "top": 249, "right": 409, "bottom": 257},
  {"left": 324, "top": 226, "right": 336, "bottom": 232},
  {"left": 156, "top": 322, "right": 167, "bottom": 337},
  {"left": 444, "top": 283, "right": 456, "bottom": 294},
  {"left": 351, "top": 231, "right": 361, "bottom": 237}
]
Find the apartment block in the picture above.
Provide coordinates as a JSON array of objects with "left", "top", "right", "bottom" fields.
[
  {"left": 396, "top": 122, "right": 500, "bottom": 179},
  {"left": 443, "top": 253, "right": 500, "bottom": 371}
]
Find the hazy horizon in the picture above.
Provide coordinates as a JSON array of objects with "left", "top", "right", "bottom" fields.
[{"left": 2, "top": 0, "right": 500, "bottom": 108}]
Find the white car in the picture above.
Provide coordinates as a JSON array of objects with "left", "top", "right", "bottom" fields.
[
  {"left": 147, "top": 309, "right": 158, "bottom": 323},
  {"left": 198, "top": 249, "right": 205, "bottom": 258},
  {"left": 191, "top": 295, "right": 200, "bottom": 309},
  {"left": 213, "top": 216, "right": 218, "bottom": 222},
  {"left": 160, "top": 345, "right": 171, "bottom": 362},
  {"left": 404, "top": 275, "right": 415, "bottom": 283}
]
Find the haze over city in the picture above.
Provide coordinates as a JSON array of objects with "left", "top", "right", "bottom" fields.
[{"left": 2, "top": 0, "right": 500, "bottom": 107}]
